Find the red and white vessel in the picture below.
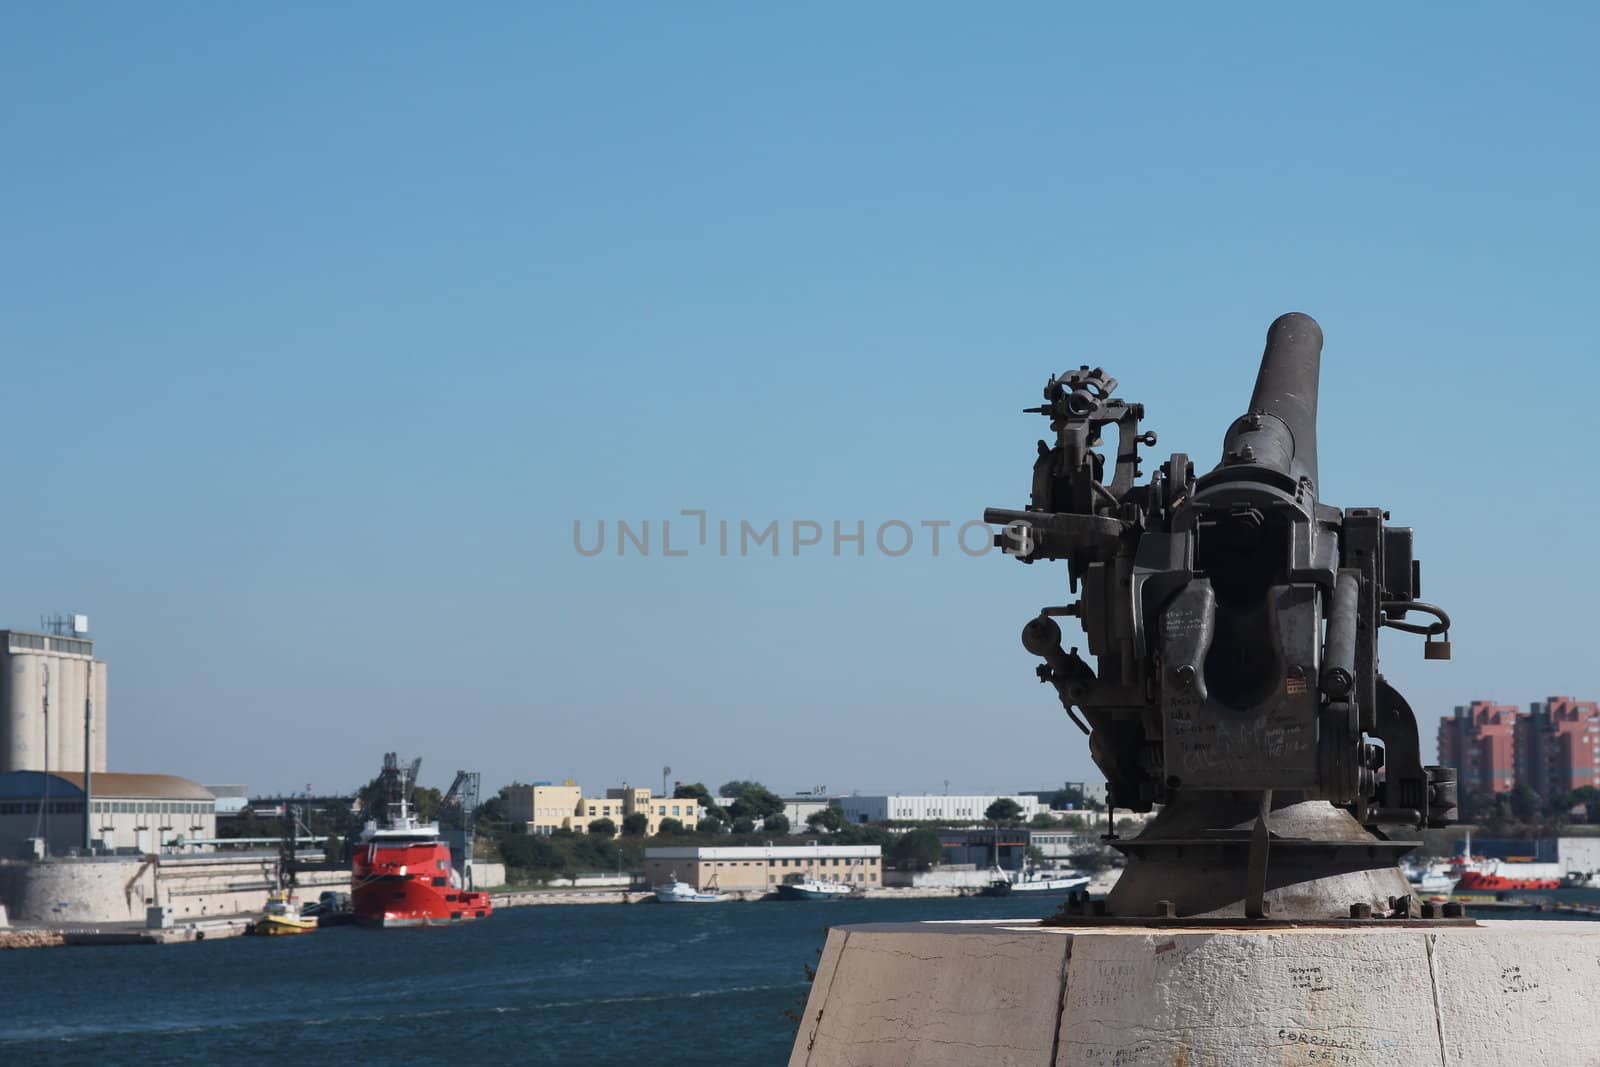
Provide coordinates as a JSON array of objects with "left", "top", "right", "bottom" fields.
[
  {"left": 1451, "top": 857, "right": 1561, "bottom": 891},
  {"left": 351, "top": 754, "right": 493, "bottom": 927},
  {"left": 1449, "top": 828, "right": 1560, "bottom": 891}
]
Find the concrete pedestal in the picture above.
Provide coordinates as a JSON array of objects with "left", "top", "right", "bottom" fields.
[{"left": 788, "top": 919, "right": 1600, "bottom": 1066}]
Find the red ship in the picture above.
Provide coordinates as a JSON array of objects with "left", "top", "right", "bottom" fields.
[
  {"left": 1449, "top": 855, "right": 1561, "bottom": 892},
  {"left": 351, "top": 754, "right": 493, "bottom": 927}
]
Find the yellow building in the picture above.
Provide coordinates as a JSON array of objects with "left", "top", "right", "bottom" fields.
[
  {"left": 621, "top": 788, "right": 702, "bottom": 835},
  {"left": 643, "top": 844, "right": 882, "bottom": 892},
  {"left": 505, "top": 780, "right": 701, "bottom": 835},
  {"left": 505, "top": 780, "right": 583, "bottom": 835}
]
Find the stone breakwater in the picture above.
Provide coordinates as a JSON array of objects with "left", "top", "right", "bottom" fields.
[{"left": 0, "top": 929, "right": 65, "bottom": 949}]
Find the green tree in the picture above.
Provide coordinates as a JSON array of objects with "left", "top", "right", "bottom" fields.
[
  {"left": 721, "top": 781, "right": 785, "bottom": 821},
  {"left": 1069, "top": 847, "right": 1112, "bottom": 873},
  {"left": 674, "top": 782, "right": 725, "bottom": 820},
  {"left": 621, "top": 812, "right": 649, "bottom": 837},
  {"left": 1029, "top": 812, "right": 1060, "bottom": 829},
  {"left": 697, "top": 814, "right": 726, "bottom": 834},
  {"left": 985, "top": 798, "right": 1024, "bottom": 824},
  {"left": 588, "top": 817, "right": 617, "bottom": 839},
  {"left": 731, "top": 817, "right": 757, "bottom": 835},
  {"left": 1025, "top": 845, "right": 1047, "bottom": 868},
  {"left": 763, "top": 813, "right": 791, "bottom": 835},
  {"left": 498, "top": 833, "right": 563, "bottom": 874},
  {"left": 355, "top": 774, "right": 443, "bottom": 825},
  {"left": 889, "top": 829, "right": 944, "bottom": 871},
  {"left": 475, "top": 787, "right": 511, "bottom": 826},
  {"left": 806, "top": 806, "right": 847, "bottom": 833},
  {"left": 657, "top": 817, "right": 686, "bottom": 836},
  {"left": 1510, "top": 784, "right": 1542, "bottom": 822},
  {"left": 1581, "top": 788, "right": 1600, "bottom": 824},
  {"left": 1565, "top": 786, "right": 1600, "bottom": 823}
]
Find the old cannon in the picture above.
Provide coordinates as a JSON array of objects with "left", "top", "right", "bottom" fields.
[{"left": 985, "top": 313, "right": 1456, "bottom": 920}]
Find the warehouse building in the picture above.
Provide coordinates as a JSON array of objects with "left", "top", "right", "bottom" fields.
[
  {"left": 0, "top": 770, "right": 216, "bottom": 857},
  {"left": 643, "top": 843, "right": 881, "bottom": 892}
]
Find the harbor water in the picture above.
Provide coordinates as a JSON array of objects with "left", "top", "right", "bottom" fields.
[{"left": 4, "top": 892, "right": 1597, "bottom": 1066}]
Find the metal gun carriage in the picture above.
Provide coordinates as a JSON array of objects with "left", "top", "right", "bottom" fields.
[{"left": 986, "top": 313, "right": 1456, "bottom": 920}]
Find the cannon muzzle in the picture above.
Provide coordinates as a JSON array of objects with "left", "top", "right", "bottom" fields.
[{"left": 1219, "top": 312, "right": 1323, "bottom": 490}]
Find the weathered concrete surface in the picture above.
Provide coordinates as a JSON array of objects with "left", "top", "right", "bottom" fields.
[
  {"left": 788, "top": 920, "right": 1600, "bottom": 1066},
  {"left": 0, "top": 853, "right": 348, "bottom": 924},
  {"left": 794, "top": 922, "right": 1071, "bottom": 1067}
]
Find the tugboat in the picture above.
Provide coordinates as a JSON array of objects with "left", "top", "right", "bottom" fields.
[
  {"left": 254, "top": 889, "right": 317, "bottom": 936},
  {"left": 1448, "top": 827, "right": 1560, "bottom": 892},
  {"left": 255, "top": 804, "right": 318, "bottom": 935},
  {"left": 351, "top": 753, "right": 494, "bottom": 927}
]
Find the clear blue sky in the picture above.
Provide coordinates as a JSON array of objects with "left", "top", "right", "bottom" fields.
[{"left": 2, "top": 5, "right": 1596, "bottom": 798}]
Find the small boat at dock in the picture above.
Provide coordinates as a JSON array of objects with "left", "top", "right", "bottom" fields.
[
  {"left": 777, "top": 878, "right": 855, "bottom": 901},
  {"left": 1401, "top": 859, "right": 1458, "bottom": 895},
  {"left": 654, "top": 872, "right": 729, "bottom": 903},
  {"left": 982, "top": 866, "right": 1091, "bottom": 897},
  {"left": 253, "top": 890, "right": 317, "bottom": 936}
]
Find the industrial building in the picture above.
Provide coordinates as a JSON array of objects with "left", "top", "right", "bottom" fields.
[
  {"left": 935, "top": 827, "right": 1033, "bottom": 871},
  {"left": 0, "top": 619, "right": 340, "bottom": 925},
  {"left": 0, "top": 770, "right": 216, "bottom": 857},
  {"left": 505, "top": 779, "right": 703, "bottom": 835},
  {"left": 202, "top": 784, "right": 248, "bottom": 815},
  {"left": 781, "top": 793, "right": 832, "bottom": 830},
  {"left": 643, "top": 843, "right": 881, "bottom": 893},
  {"left": 834, "top": 792, "right": 1048, "bottom": 825},
  {"left": 0, "top": 626, "right": 108, "bottom": 776}
]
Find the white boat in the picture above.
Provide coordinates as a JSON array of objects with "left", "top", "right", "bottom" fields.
[
  {"left": 1404, "top": 862, "right": 1458, "bottom": 894},
  {"left": 984, "top": 866, "right": 1091, "bottom": 896},
  {"left": 777, "top": 878, "right": 855, "bottom": 901},
  {"left": 1007, "top": 870, "right": 1091, "bottom": 894},
  {"left": 653, "top": 872, "right": 729, "bottom": 903}
]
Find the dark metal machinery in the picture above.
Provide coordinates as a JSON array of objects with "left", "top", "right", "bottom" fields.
[{"left": 985, "top": 313, "right": 1458, "bottom": 920}]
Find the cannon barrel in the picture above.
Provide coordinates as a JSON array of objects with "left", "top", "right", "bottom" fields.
[{"left": 1219, "top": 311, "right": 1323, "bottom": 489}]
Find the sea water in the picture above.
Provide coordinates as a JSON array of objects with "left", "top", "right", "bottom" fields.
[{"left": 3, "top": 892, "right": 1593, "bottom": 1066}]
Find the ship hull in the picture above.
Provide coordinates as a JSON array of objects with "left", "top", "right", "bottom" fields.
[
  {"left": 351, "top": 876, "right": 493, "bottom": 926},
  {"left": 1454, "top": 872, "right": 1560, "bottom": 891},
  {"left": 358, "top": 913, "right": 491, "bottom": 928},
  {"left": 777, "top": 883, "right": 853, "bottom": 901},
  {"left": 351, "top": 835, "right": 493, "bottom": 927}
]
